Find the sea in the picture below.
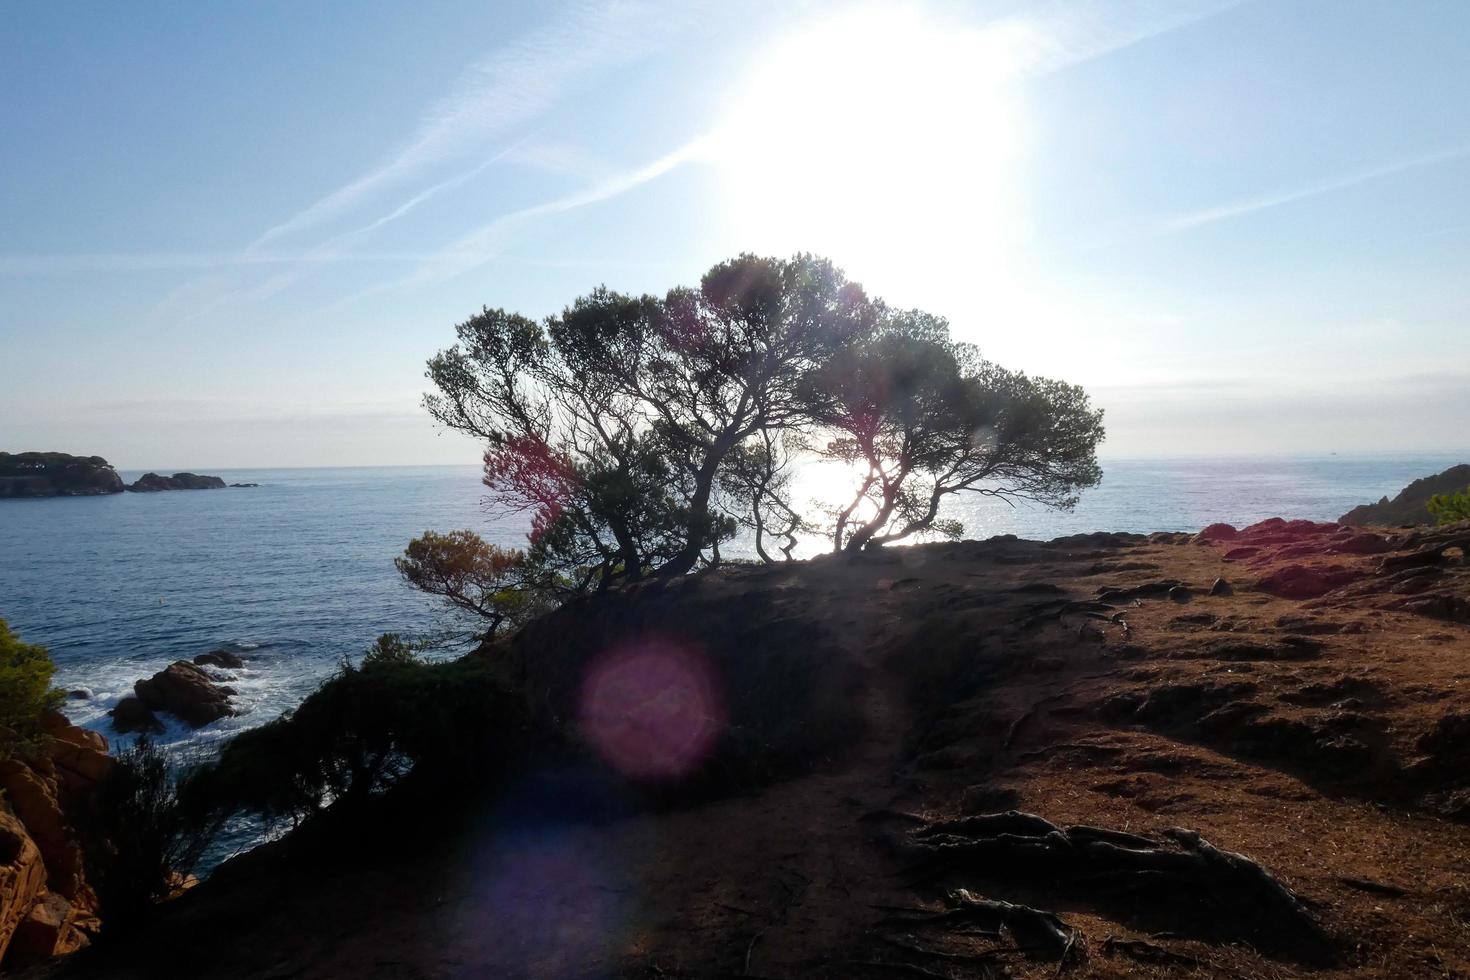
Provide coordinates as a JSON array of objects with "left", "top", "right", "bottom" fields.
[{"left": 0, "top": 454, "right": 1462, "bottom": 761}]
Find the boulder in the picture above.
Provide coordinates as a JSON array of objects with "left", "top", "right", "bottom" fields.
[
  {"left": 1209, "top": 577, "right": 1234, "bottom": 597},
  {"left": 110, "top": 696, "right": 163, "bottom": 735},
  {"left": 1256, "top": 564, "right": 1362, "bottom": 600},
  {"left": 4, "top": 891, "right": 88, "bottom": 968},
  {"left": 1195, "top": 523, "right": 1238, "bottom": 543},
  {"left": 134, "top": 661, "right": 236, "bottom": 727},
  {"left": 1333, "top": 532, "right": 1391, "bottom": 555},
  {"left": 193, "top": 650, "right": 245, "bottom": 670}
]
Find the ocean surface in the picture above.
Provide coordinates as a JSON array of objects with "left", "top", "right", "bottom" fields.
[{"left": 0, "top": 454, "right": 1463, "bottom": 761}]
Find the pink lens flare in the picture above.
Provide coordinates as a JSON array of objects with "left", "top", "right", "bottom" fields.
[{"left": 578, "top": 639, "right": 725, "bottom": 780}]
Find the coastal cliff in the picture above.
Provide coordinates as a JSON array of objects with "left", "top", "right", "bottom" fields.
[
  {"left": 46, "top": 520, "right": 1470, "bottom": 979},
  {"left": 0, "top": 454, "right": 123, "bottom": 498},
  {"left": 0, "top": 712, "right": 114, "bottom": 969}
]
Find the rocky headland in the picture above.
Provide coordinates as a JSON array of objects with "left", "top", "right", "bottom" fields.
[
  {"left": 1341, "top": 462, "right": 1470, "bottom": 526},
  {"left": 0, "top": 452, "right": 245, "bottom": 498},
  {"left": 38, "top": 517, "right": 1470, "bottom": 979},
  {"left": 0, "top": 454, "right": 124, "bottom": 498}
]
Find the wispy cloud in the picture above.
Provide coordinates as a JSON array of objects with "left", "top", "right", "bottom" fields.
[
  {"left": 118, "top": 0, "right": 1246, "bottom": 315},
  {"left": 988, "top": 0, "right": 1249, "bottom": 78},
  {"left": 357, "top": 0, "right": 1244, "bottom": 296},
  {"left": 140, "top": 2, "right": 702, "bottom": 320},
  {"left": 248, "top": 1, "right": 688, "bottom": 251},
  {"left": 342, "top": 136, "right": 710, "bottom": 299},
  {"left": 1162, "top": 143, "right": 1470, "bottom": 233}
]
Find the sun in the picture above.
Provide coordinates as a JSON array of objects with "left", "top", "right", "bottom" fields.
[{"left": 710, "top": 5, "right": 1027, "bottom": 310}]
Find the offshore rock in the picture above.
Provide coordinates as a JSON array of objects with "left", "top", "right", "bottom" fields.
[
  {"left": 133, "top": 661, "right": 236, "bottom": 727},
  {"left": 126, "top": 472, "right": 227, "bottom": 492}
]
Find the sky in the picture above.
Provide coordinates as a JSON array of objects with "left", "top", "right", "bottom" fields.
[{"left": 3, "top": 0, "right": 1469, "bottom": 468}]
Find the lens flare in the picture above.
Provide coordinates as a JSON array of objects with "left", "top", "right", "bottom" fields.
[{"left": 578, "top": 639, "right": 724, "bottom": 780}]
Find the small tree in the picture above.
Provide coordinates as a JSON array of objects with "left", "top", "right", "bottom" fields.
[
  {"left": 1428, "top": 486, "right": 1470, "bottom": 524},
  {"left": 396, "top": 530, "right": 546, "bottom": 638},
  {"left": 804, "top": 309, "right": 1104, "bottom": 553}
]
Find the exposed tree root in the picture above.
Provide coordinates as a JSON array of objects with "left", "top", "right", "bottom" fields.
[
  {"left": 1101, "top": 935, "right": 1206, "bottom": 969},
  {"left": 899, "top": 810, "right": 1336, "bottom": 964}
]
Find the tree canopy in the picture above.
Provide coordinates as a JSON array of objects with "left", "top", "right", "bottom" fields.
[{"left": 419, "top": 252, "right": 1104, "bottom": 598}]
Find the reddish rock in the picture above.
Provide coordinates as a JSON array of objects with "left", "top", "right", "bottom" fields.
[
  {"left": 1195, "top": 523, "right": 1238, "bottom": 542},
  {"left": 1223, "top": 546, "right": 1261, "bottom": 560},
  {"left": 4, "top": 891, "right": 88, "bottom": 968},
  {"left": 39, "top": 713, "right": 106, "bottom": 755},
  {"left": 1333, "top": 532, "right": 1392, "bottom": 555},
  {"left": 1257, "top": 564, "right": 1362, "bottom": 600},
  {"left": 134, "top": 661, "right": 236, "bottom": 728},
  {"left": 0, "top": 765, "right": 84, "bottom": 901},
  {"left": 0, "top": 811, "right": 45, "bottom": 961}
]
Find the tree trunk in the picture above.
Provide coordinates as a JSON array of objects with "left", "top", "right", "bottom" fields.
[
  {"left": 844, "top": 487, "right": 901, "bottom": 555},
  {"left": 660, "top": 433, "right": 738, "bottom": 576}
]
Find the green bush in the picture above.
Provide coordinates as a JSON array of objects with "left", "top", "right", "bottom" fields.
[
  {"left": 0, "top": 618, "right": 63, "bottom": 750},
  {"left": 1427, "top": 485, "right": 1470, "bottom": 525},
  {"left": 184, "top": 636, "right": 540, "bottom": 824}
]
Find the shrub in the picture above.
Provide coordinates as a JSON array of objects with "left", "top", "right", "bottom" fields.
[
  {"left": 0, "top": 619, "right": 63, "bottom": 751},
  {"left": 81, "top": 738, "right": 221, "bottom": 933},
  {"left": 184, "top": 637, "right": 540, "bottom": 825},
  {"left": 1428, "top": 486, "right": 1470, "bottom": 524}
]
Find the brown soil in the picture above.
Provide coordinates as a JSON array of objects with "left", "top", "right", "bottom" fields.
[{"left": 47, "top": 520, "right": 1470, "bottom": 980}]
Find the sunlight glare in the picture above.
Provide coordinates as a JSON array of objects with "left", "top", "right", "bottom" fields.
[{"left": 712, "top": 6, "right": 1027, "bottom": 311}]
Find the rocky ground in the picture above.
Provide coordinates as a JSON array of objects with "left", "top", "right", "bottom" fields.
[{"left": 43, "top": 519, "right": 1470, "bottom": 979}]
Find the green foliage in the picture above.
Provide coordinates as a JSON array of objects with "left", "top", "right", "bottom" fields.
[
  {"left": 80, "top": 738, "right": 221, "bottom": 933},
  {"left": 1427, "top": 486, "right": 1470, "bottom": 524},
  {"left": 395, "top": 531, "right": 551, "bottom": 637},
  {"left": 184, "top": 640, "right": 537, "bottom": 824},
  {"left": 0, "top": 618, "right": 63, "bottom": 750},
  {"left": 803, "top": 307, "right": 1104, "bottom": 552}
]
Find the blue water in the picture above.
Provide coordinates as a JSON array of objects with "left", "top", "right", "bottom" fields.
[{"left": 0, "top": 454, "right": 1463, "bottom": 756}]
